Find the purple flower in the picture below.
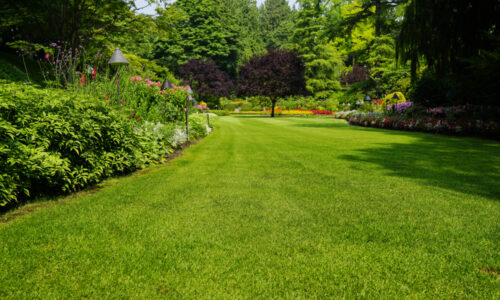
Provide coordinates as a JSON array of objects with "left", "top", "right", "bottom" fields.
[
  {"left": 50, "top": 42, "right": 57, "bottom": 47},
  {"left": 387, "top": 102, "right": 413, "bottom": 113}
]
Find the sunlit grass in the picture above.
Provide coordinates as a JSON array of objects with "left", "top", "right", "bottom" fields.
[{"left": 1, "top": 116, "right": 499, "bottom": 298}]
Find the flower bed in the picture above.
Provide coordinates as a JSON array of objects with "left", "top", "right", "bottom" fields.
[
  {"left": 345, "top": 113, "right": 499, "bottom": 138},
  {"left": 230, "top": 109, "right": 333, "bottom": 116}
]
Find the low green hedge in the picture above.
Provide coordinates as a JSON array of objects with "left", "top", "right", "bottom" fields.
[{"left": 0, "top": 81, "right": 211, "bottom": 207}]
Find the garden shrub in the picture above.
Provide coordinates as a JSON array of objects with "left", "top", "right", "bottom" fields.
[
  {"left": 124, "top": 53, "right": 177, "bottom": 83},
  {"left": 240, "top": 103, "right": 255, "bottom": 111},
  {"left": 188, "top": 113, "right": 211, "bottom": 140},
  {"left": 223, "top": 103, "right": 241, "bottom": 111},
  {"left": 0, "top": 81, "right": 208, "bottom": 207}
]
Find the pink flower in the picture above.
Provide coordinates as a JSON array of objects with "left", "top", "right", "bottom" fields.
[{"left": 44, "top": 53, "right": 50, "bottom": 60}]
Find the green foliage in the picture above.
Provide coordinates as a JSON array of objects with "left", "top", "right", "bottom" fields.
[
  {"left": 397, "top": 0, "right": 499, "bottom": 95},
  {"left": 0, "top": 53, "right": 47, "bottom": 85},
  {"left": 0, "top": 81, "right": 211, "bottom": 207},
  {"left": 153, "top": 0, "right": 241, "bottom": 76},
  {"left": 0, "top": 81, "right": 169, "bottom": 206},
  {"left": 259, "top": 0, "right": 294, "bottom": 49},
  {"left": 188, "top": 113, "right": 211, "bottom": 139},
  {"left": 226, "top": 0, "right": 265, "bottom": 61},
  {"left": 303, "top": 43, "right": 344, "bottom": 98},
  {"left": 123, "top": 54, "right": 177, "bottom": 83},
  {"left": 105, "top": 14, "right": 161, "bottom": 59},
  {"left": 1, "top": 0, "right": 134, "bottom": 47},
  {"left": 292, "top": 1, "right": 344, "bottom": 99},
  {"left": 409, "top": 71, "right": 457, "bottom": 107},
  {"left": 0, "top": 56, "right": 30, "bottom": 82}
]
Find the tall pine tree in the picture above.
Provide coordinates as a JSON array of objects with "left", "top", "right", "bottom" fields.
[
  {"left": 259, "top": 0, "right": 295, "bottom": 49},
  {"left": 292, "top": 0, "right": 344, "bottom": 99}
]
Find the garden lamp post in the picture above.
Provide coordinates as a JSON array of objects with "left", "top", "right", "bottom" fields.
[
  {"left": 108, "top": 48, "right": 129, "bottom": 107},
  {"left": 161, "top": 78, "right": 173, "bottom": 90},
  {"left": 186, "top": 86, "right": 194, "bottom": 141}
]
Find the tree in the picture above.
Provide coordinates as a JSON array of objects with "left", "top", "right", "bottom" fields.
[
  {"left": 0, "top": 0, "right": 141, "bottom": 48},
  {"left": 153, "top": 0, "right": 240, "bottom": 76},
  {"left": 259, "top": 0, "right": 295, "bottom": 49},
  {"left": 224, "top": 0, "right": 265, "bottom": 63},
  {"left": 178, "top": 59, "right": 234, "bottom": 107},
  {"left": 397, "top": 0, "right": 500, "bottom": 104},
  {"left": 292, "top": 0, "right": 344, "bottom": 99},
  {"left": 337, "top": 0, "right": 406, "bottom": 37},
  {"left": 237, "top": 49, "right": 306, "bottom": 117}
]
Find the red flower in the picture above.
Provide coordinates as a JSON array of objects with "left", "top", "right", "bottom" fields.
[{"left": 79, "top": 74, "right": 86, "bottom": 86}]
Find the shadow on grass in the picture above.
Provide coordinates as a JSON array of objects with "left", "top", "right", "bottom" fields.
[{"left": 340, "top": 134, "right": 500, "bottom": 201}]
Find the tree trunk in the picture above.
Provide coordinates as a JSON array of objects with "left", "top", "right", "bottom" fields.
[
  {"left": 271, "top": 99, "right": 276, "bottom": 118},
  {"left": 375, "top": 0, "right": 382, "bottom": 37}
]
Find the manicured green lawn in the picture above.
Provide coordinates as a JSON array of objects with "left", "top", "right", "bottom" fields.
[{"left": 1, "top": 116, "right": 499, "bottom": 298}]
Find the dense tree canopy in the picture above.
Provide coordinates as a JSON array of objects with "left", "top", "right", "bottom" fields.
[
  {"left": 152, "top": 0, "right": 240, "bottom": 76},
  {"left": 397, "top": 0, "right": 499, "bottom": 104},
  {"left": 178, "top": 59, "right": 234, "bottom": 107},
  {"left": 237, "top": 49, "right": 306, "bottom": 117},
  {"left": 0, "top": 0, "right": 137, "bottom": 48},
  {"left": 1, "top": 0, "right": 498, "bottom": 107},
  {"left": 259, "top": 0, "right": 295, "bottom": 49}
]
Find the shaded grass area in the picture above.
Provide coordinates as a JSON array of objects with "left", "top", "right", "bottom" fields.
[{"left": 0, "top": 116, "right": 499, "bottom": 298}]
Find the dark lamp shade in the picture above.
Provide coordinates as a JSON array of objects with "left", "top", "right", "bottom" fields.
[
  {"left": 108, "top": 48, "right": 129, "bottom": 66},
  {"left": 161, "top": 79, "right": 173, "bottom": 90}
]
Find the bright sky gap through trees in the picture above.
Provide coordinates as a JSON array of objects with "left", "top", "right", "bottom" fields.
[{"left": 134, "top": 0, "right": 297, "bottom": 15}]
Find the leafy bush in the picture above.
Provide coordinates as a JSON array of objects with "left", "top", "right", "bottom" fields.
[
  {"left": 77, "top": 73, "right": 187, "bottom": 124},
  {"left": 0, "top": 81, "right": 211, "bottom": 208},
  {"left": 240, "top": 103, "right": 255, "bottom": 111},
  {"left": 124, "top": 53, "right": 177, "bottom": 83},
  {"left": 223, "top": 103, "right": 241, "bottom": 111},
  {"left": 188, "top": 113, "right": 211, "bottom": 140}
]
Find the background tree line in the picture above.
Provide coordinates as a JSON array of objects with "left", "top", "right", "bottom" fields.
[{"left": 1, "top": 0, "right": 498, "bottom": 107}]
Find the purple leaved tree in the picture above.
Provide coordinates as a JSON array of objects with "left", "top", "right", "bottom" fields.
[
  {"left": 237, "top": 49, "right": 306, "bottom": 117},
  {"left": 340, "top": 64, "right": 370, "bottom": 85},
  {"left": 178, "top": 59, "right": 234, "bottom": 107}
]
